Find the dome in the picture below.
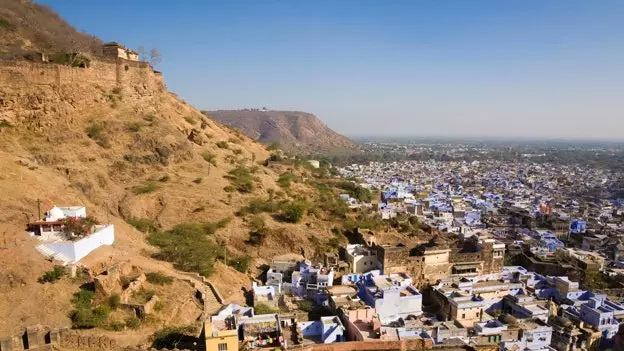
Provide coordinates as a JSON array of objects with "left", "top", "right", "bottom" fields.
[{"left": 45, "top": 206, "right": 65, "bottom": 222}]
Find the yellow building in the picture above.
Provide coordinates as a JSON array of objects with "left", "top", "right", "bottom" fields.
[{"left": 204, "top": 321, "right": 239, "bottom": 351}]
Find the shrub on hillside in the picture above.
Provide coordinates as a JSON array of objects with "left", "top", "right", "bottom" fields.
[
  {"left": 227, "top": 255, "right": 252, "bottom": 273},
  {"left": 216, "top": 141, "right": 229, "bottom": 149},
  {"left": 266, "top": 142, "right": 281, "bottom": 151},
  {"left": 337, "top": 181, "right": 373, "bottom": 203},
  {"left": 39, "top": 265, "right": 66, "bottom": 283},
  {"left": 0, "top": 120, "right": 13, "bottom": 128},
  {"left": 133, "top": 182, "right": 160, "bottom": 194},
  {"left": 279, "top": 201, "right": 306, "bottom": 223},
  {"left": 151, "top": 326, "right": 197, "bottom": 350},
  {"left": 125, "top": 316, "right": 141, "bottom": 330},
  {"left": 146, "top": 272, "right": 174, "bottom": 285},
  {"left": 225, "top": 167, "right": 254, "bottom": 193},
  {"left": 239, "top": 198, "right": 277, "bottom": 215},
  {"left": 147, "top": 219, "right": 229, "bottom": 277},
  {"left": 202, "top": 151, "right": 217, "bottom": 166},
  {"left": 125, "top": 122, "right": 142, "bottom": 133},
  {"left": 277, "top": 172, "right": 297, "bottom": 188},
  {"left": 108, "top": 294, "right": 121, "bottom": 310},
  {"left": 69, "top": 288, "right": 110, "bottom": 329},
  {"left": 128, "top": 217, "right": 157, "bottom": 233},
  {"left": 254, "top": 303, "right": 279, "bottom": 315},
  {"left": 85, "top": 121, "right": 111, "bottom": 148}
]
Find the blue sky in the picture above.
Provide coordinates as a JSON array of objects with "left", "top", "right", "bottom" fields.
[{"left": 40, "top": 0, "right": 624, "bottom": 140}]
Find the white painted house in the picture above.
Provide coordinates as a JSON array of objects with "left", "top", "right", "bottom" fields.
[{"left": 28, "top": 206, "right": 114, "bottom": 264}]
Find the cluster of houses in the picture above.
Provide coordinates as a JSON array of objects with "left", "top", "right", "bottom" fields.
[
  {"left": 204, "top": 221, "right": 624, "bottom": 351},
  {"left": 202, "top": 159, "right": 624, "bottom": 350}
]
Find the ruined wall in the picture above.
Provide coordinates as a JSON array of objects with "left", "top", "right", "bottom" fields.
[
  {"left": 0, "top": 326, "right": 118, "bottom": 351},
  {"left": 0, "top": 59, "right": 164, "bottom": 93},
  {"left": 59, "top": 330, "right": 117, "bottom": 350}
]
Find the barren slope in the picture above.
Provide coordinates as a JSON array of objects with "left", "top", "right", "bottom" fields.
[
  {"left": 0, "top": 0, "right": 103, "bottom": 59},
  {"left": 0, "top": 68, "right": 338, "bottom": 339},
  {"left": 208, "top": 110, "right": 359, "bottom": 153}
]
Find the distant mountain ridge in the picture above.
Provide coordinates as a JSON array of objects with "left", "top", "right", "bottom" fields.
[{"left": 206, "top": 109, "right": 359, "bottom": 153}]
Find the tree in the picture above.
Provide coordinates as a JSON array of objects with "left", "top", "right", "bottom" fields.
[
  {"left": 149, "top": 48, "right": 162, "bottom": 66},
  {"left": 137, "top": 46, "right": 147, "bottom": 62}
]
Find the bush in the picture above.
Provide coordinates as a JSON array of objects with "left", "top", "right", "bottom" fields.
[
  {"left": 108, "top": 294, "right": 121, "bottom": 310},
  {"left": 158, "top": 175, "right": 170, "bottom": 182},
  {"left": 278, "top": 172, "right": 297, "bottom": 188},
  {"left": 85, "top": 122, "right": 110, "bottom": 148},
  {"left": 147, "top": 219, "right": 229, "bottom": 277},
  {"left": 133, "top": 287, "right": 156, "bottom": 304},
  {"left": 240, "top": 198, "right": 277, "bottom": 215},
  {"left": 226, "top": 167, "right": 254, "bottom": 193},
  {"left": 267, "top": 142, "right": 280, "bottom": 151},
  {"left": 146, "top": 272, "right": 174, "bottom": 285},
  {"left": 69, "top": 288, "right": 108, "bottom": 329},
  {"left": 0, "top": 120, "right": 13, "bottom": 128},
  {"left": 126, "top": 122, "right": 142, "bottom": 133},
  {"left": 128, "top": 217, "right": 157, "bottom": 233},
  {"left": 104, "top": 321, "right": 125, "bottom": 331},
  {"left": 125, "top": 316, "right": 141, "bottom": 329},
  {"left": 154, "top": 300, "right": 165, "bottom": 312},
  {"left": 296, "top": 300, "right": 314, "bottom": 312},
  {"left": 280, "top": 201, "right": 306, "bottom": 223},
  {"left": 337, "top": 181, "right": 373, "bottom": 203},
  {"left": 228, "top": 255, "right": 252, "bottom": 273},
  {"left": 0, "top": 17, "right": 15, "bottom": 30},
  {"left": 202, "top": 151, "right": 217, "bottom": 166},
  {"left": 151, "top": 326, "right": 197, "bottom": 350},
  {"left": 133, "top": 182, "right": 160, "bottom": 194},
  {"left": 193, "top": 177, "right": 203, "bottom": 184},
  {"left": 254, "top": 303, "right": 279, "bottom": 315},
  {"left": 39, "top": 265, "right": 66, "bottom": 283},
  {"left": 216, "top": 141, "right": 229, "bottom": 149},
  {"left": 183, "top": 116, "right": 196, "bottom": 124},
  {"left": 233, "top": 148, "right": 243, "bottom": 155}
]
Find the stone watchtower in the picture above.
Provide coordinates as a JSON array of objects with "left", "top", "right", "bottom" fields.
[{"left": 102, "top": 42, "right": 139, "bottom": 61}]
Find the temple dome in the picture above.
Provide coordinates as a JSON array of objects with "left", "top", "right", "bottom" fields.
[{"left": 45, "top": 206, "right": 65, "bottom": 222}]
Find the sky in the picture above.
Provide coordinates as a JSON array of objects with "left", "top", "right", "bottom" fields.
[{"left": 40, "top": 0, "right": 624, "bottom": 140}]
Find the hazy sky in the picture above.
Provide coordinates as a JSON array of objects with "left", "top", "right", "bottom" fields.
[{"left": 41, "top": 0, "right": 624, "bottom": 140}]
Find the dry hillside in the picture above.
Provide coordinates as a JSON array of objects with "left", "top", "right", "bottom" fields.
[
  {"left": 0, "top": 0, "right": 103, "bottom": 59},
  {"left": 0, "top": 60, "right": 345, "bottom": 338},
  {"left": 207, "top": 109, "right": 359, "bottom": 153},
  {"left": 0, "top": 1, "right": 355, "bottom": 345}
]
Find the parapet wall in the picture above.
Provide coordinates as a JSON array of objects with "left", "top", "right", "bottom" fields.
[
  {"left": 297, "top": 339, "right": 434, "bottom": 351},
  {"left": 0, "top": 59, "right": 164, "bottom": 92}
]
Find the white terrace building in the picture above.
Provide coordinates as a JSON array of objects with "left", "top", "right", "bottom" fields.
[{"left": 28, "top": 206, "right": 114, "bottom": 264}]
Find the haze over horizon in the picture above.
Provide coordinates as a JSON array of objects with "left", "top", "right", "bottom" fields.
[{"left": 41, "top": 0, "right": 624, "bottom": 141}]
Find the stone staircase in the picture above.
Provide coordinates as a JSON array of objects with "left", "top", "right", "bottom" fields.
[{"left": 36, "top": 244, "right": 73, "bottom": 264}]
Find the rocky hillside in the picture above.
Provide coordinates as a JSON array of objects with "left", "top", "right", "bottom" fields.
[
  {"left": 207, "top": 109, "right": 359, "bottom": 153},
  {"left": 0, "top": 1, "right": 349, "bottom": 342},
  {"left": 0, "top": 0, "right": 103, "bottom": 59}
]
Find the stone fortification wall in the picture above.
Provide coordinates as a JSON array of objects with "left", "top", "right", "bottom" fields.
[
  {"left": 0, "top": 59, "right": 164, "bottom": 93},
  {"left": 0, "top": 326, "right": 117, "bottom": 351}
]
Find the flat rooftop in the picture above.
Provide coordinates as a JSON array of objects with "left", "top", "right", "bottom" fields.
[{"left": 327, "top": 285, "right": 358, "bottom": 296}]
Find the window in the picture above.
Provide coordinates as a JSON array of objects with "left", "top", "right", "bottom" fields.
[
  {"left": 218, "top": 343, "right": 228, "bottom": 351},
  {"left": 461, "top": 313, "right": 465, "bottom": 319}
]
